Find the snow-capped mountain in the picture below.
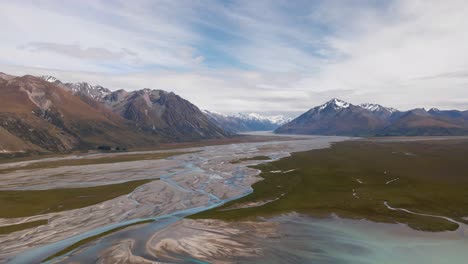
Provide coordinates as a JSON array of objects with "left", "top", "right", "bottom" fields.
[
  {"left": 64, "top": 82, "right": 112, "bottom": 100},
  {"left": 275, "top": 98, "right": 388, "bottom": 135},
  {"left": 318, "top": 98, "right": 350, "bottom": 111},
  {"left": 41, "top": 75, "right": 60, "bottom": 83},
  {"left": 204, "top": 111, "right": 290, "bottom": 133},
  {"left": 41, "top": 76, "right": 112, "bottom": 100},
  {"left": 232, "top": 113, "right": 290, "bottom": 125},
  {"left": 276, "top": 98, "right": 468, "bottom": 136},
  {"left": 360, "top": 103, "right": 397, "bottom": 113}
]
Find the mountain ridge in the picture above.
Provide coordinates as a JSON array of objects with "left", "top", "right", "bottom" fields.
[
  {"left": 0, "top": 73, "right": 227, "bottom": 154},
  {"left": 41, "top": 75, "right": 226, "bottom": 141},
  {"left": 275, "top": 98, "right": 468, "bottom": 136},
  {"left": 203, "top": 110, "right": 290, "bottom": 133}
]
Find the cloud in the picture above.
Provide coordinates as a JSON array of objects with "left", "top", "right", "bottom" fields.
[
  {"left": 414, "top": 71, "right": 468, "bottom": 80},
  {"left": 22, "top": 42, "right": 139, "bottom": 61},
  {"left": 1, "top": 0, "right": 468, "bottom": 113}
]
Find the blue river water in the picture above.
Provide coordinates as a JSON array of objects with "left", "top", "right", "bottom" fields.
[{"left": 244, "top": 214, "right": 468, "bottom": 264}]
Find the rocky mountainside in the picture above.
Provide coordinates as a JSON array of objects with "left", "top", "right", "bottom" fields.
[
  {"left": 0, "top": 74, "right": 158, "bottom": 153},
  {"left": 0, "top": 73, "right": 226, "bottom": 154},
  {"left": 203, "top": 110, "right": 290, "bottom": 133},
  {"left": 101, "top": 89, "right": 226, "bottom": 141},
  {"left": 41, "top": 76, "right": 225, "bottom": 141},
  {"left": 275, "top": 98, "right": 468, "bottom": 136},
  {"left": 42, "top": 75, "right": 112, "bottom": 101}
]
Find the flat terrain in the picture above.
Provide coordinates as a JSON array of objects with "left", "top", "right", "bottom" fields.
[
  {"left": 0, "top": 134, "right": 291, "bottom": 163},
  {"left": 0, "top": 152, "right": 190, "bottom": 174},
  {"left": 1, "top": 134, "right": 346, "bottom": 263},
  {"left": 230, "top": 155, "right": 271, "bottom": 164},
  {"left": 0, "top": 179, "right": 152, "bottom": 218},
  {"left": 193, "top": 138, "right": 468, "bottom": 231},
  {"left": 0, "top": 220, "right": 48, "bottom": 235}
]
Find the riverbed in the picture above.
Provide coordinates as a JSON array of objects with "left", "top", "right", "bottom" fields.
[
  {"left": 3, "top": 134, "right": 467, "bottom": 264},
  {"left": 1, "top": 134, "right": 348, "bottom": 263}
]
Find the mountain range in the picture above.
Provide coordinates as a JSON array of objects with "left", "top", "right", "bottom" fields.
[
  {"left": 275, "top": 98, "right": 468, "bottom": 136},
  {"left": 203, "top": 110, "right": 290, "bottom": 133},
  {"left": 0, "top": 73, "right": 226, "bottom": 153},
  {"left": 2, "top": 72, "right": 467, "bottom": 154}
]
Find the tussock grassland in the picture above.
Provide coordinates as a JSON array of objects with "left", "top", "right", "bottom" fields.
[
  {"left": 193, "top": 139, "right": 468, "bottom": 231},
  {"left": 0, "top": 152, "right": 192, "bottom": 174},
  {"left": 0, "top": 220, "right": 48, "bottom": 235},
  {"left": 230, "top": 155, "right": 270, "bottom": 164}
]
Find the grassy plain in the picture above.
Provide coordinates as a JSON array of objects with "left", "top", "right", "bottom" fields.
[
  {"left": 0, "top": 220, "right": 48, "bottom": 235},
  {"left": 0, "top": 152, "right": 191, "bottom": 174},
  {"left": 230, "top": 155, "right": 271, "bottom": 164},
  {"left": 192, "top": 139, "right": 468, "bottom": 231}
]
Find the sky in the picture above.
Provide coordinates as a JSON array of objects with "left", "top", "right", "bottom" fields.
[{"left": 1, "top": 0, "right": 468, "bottom": 116}]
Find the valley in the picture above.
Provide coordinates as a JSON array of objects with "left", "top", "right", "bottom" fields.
[
  {"left": 1, "top": 133, "right": 467, "bottom": 263},
  {"left": 0, "top": 133, "right": 347, "bottom": 263},
  {"left": 2, "top": 2, "right": 468, "bottom": 263},
  {"left": 194, "top": 137, "right": 468, "bottom": 232}
]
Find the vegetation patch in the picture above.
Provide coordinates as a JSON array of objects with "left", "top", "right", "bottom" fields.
[
  {"left": 0, "top": 151, "right": 191, "bottom": 174},
  {"left": 192, "top": 139, "right": 468, "bottom": 232},
  {"left": 230, "top": 155, "right": 270, "bottom": 164},
  {"left": 0, "top": 219, "right": 48, "bottom": 235},
  {"left": 0, "top": 179, "right": 153, "bottom": 218}
]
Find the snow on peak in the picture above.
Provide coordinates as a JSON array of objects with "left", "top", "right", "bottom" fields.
[
  {"left": 319, "top": 98, "right": 351, "bottom": 111},
  {"left": 64, "top": 82, "right": 111, "bottom": 100},
  {"left": 360, "top": 103, "right": 382, "bottom": 112},
  {"left": 360, "top": 103, "right": 397, "bottom": 113},
  {"left": 41, "top": 75, "right": 60, "bottom": 83},
  {"left": 227, "top": 112, "right": 290, "bottom": 125},
  {"left": 203, "top": 110, "right": 227, "bottom": 117}
]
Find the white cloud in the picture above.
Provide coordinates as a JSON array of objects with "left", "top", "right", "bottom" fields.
[{"left": 1, "top": 0, "right": 468, "bottom": 113}]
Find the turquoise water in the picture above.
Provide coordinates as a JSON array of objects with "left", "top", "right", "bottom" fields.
[
  {"left": 247, "top": 214, "right": 468, "bottom": 264},
  {"left": 41, "top": 213, "right": 468, "bottom": 264}
]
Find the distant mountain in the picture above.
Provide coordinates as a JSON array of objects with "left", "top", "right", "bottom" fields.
[
  {"left": 42, "top": 75, "right": 112, "bottom": 101},
  {"left": 360, "top": 103, "right": 397, "bottom": 120},
  {"left": 380, "top": 108, "right": 468, "bottom": 136},
  {"left": 41, "top": 75, "right": 226, "bottom": 141},
  {"left": 0, "top": 73, "right": 226, "bottom": 153},
  {"left": 204, "top": 110, "right": 290, "bottom": 133},
  {"left": 41, "top": 76, "right": 225, "bottom": 141},
  {"left": 275, "top": 99, "right": 387, "bottom": 136},
  {"left": 101, "top": 89, "right": 226, "bottom": 141},
  {"left": 0, "top": 74, "right": 158, "bottom": 153},
  {"left": 275, "top": 98, "right": 468, "bottom": 136}
]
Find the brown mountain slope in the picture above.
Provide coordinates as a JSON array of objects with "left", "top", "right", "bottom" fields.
[
  {"left": 380, "top": 109, "right": 468, "bottom": 136},
  {"left": 102, "top": 89, "right": 226, "bottom": 141},
  {"left": 275, "top": 99, "right": 387, "bottom": 136},
  {"left": 41, "top": 76, "right": 227, "bottom": 141},
  {"left": 0, "top": 75, "right": 159, "bottom": 152}
]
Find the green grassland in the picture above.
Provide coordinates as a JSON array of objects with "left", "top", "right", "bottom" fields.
[
  {"left": 0, "top": 179, "right": 152, "bottom": 218},
  {"left": 230, "top": 155, "right": 271, "bottom": 164},
  {"left": 0, "top": 219, "right": 48, "bottom": 235},
  {"left": 0, "top": 151, "right": 191, "bottom": 174},
  {"left": 192, "top": 139, "right": 468, "bottom": 231}
]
